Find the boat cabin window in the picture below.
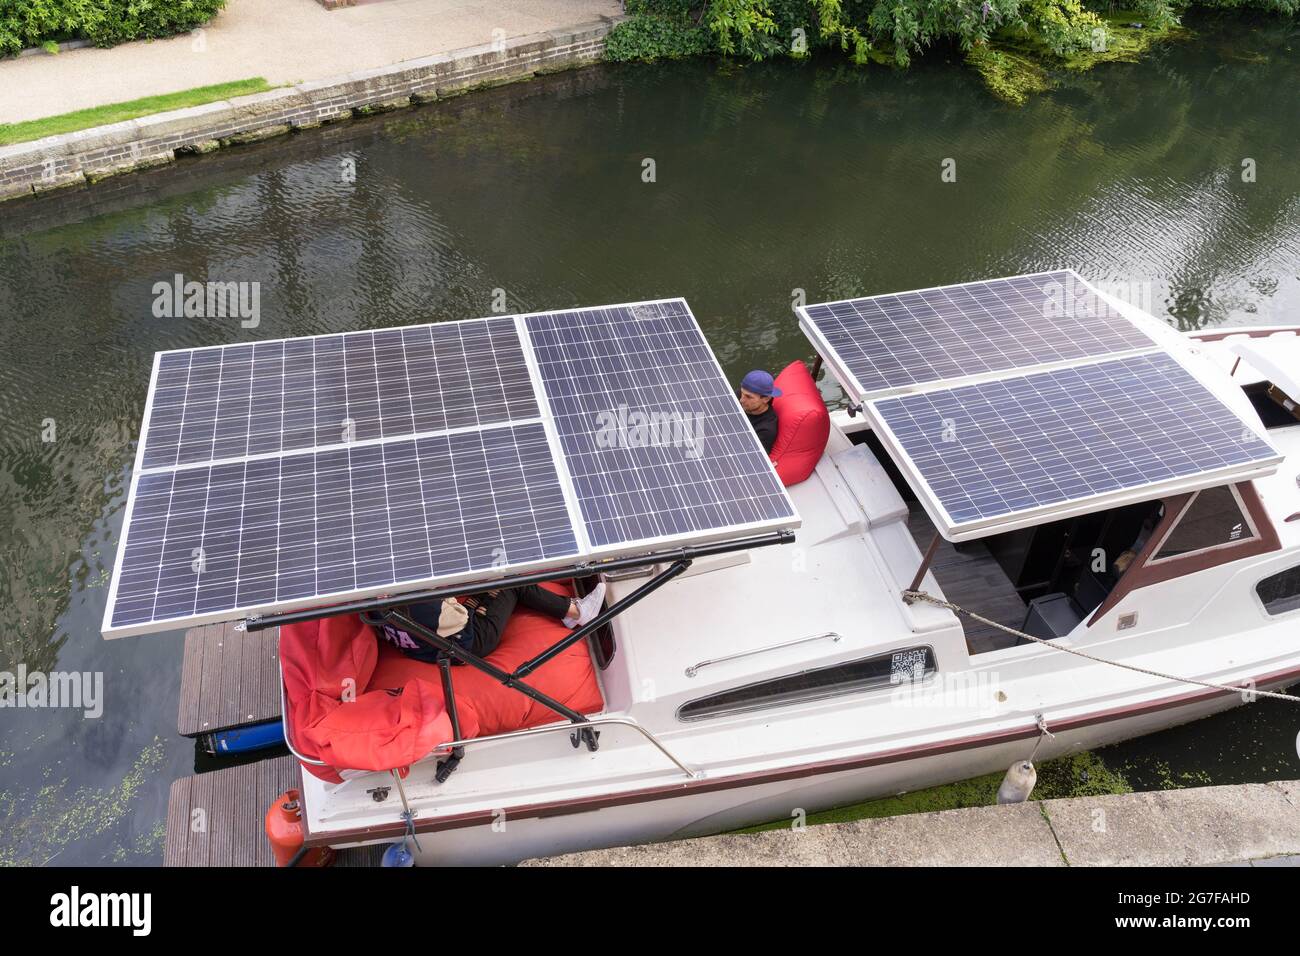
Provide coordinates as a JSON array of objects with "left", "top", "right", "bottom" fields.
[
  {"left": 1257, "top": 565, "right": 1300, "bottom": 617},
  {"left": 677, "top": 647, "right": 936, "bottom": 721},
  {"left": 1148, "top": 486, "right": 1257, "bottom": 563}
]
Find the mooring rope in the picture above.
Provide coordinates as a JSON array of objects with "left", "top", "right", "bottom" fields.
[{"left": 902, "top": 589, "right": 1300, "bottom": 704}]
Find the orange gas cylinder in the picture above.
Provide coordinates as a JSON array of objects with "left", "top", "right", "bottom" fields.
[{"left": 265, "top": 789, "right": 335, "bottom": 867}]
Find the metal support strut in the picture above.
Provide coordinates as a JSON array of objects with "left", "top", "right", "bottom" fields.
[
  {"left": 435, "top": 656, "right": 464, "bottom": 783},
  {"left": 359, "top": 558, "right": 696, "bottom": 780}
]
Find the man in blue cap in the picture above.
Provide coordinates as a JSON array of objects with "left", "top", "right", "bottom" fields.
[{"left": 738, "top": 370, "right": 782, "bottom": 453}]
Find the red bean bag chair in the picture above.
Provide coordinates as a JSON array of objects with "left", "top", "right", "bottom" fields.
[
  {"left": 769, "top": 360, "right": 830, "bottom": 486},
  {"left": 281, "top": 582, "right": 604, "bottom": 783}
]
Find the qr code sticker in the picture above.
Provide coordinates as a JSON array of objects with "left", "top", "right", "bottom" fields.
[{"left": 890, "top": 648, "right": 927, "bottom": 684}]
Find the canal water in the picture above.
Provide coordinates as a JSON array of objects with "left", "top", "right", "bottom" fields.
[{"left": 1, "top": 13, "right": 1297, "bottom": 865}]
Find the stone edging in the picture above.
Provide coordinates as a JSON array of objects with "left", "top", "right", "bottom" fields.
[
  {"left": 0, "top": 16, "right": 624, "bottom": 202},
  {"left": 522, "top": 779, "right": 1300, "bottom": 867}
]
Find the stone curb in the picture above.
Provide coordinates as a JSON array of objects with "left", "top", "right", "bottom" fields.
[{"left": 521, "top": 779, "right": 1300, "bottom": 867}]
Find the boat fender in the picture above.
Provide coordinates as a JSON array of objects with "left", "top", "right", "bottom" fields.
[
  {"left": 996, "top": 761, "right": 1037, "bottom": 804},
  {"left": 265, "top": 789, "right": 335, "bottom": 867},
  {"left": 382, "top": 842, "right": 416, "bottom": 867}
]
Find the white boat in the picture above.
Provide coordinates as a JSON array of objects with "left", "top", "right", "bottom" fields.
[{"left": 280, "top": 276, "right": 1300, "bottom": 866}]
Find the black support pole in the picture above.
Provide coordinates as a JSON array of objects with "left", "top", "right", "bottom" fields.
[
  {"left": 382, "top": 609, "right": 591, "bottom": 725},
  {"left": 512, "top": 559, "right": 692, "bottom": 679},
  {"left": 434, "top": 657, "right": 465, "bottom": 783},
  {"left": 246, "top": 530, "right": 793, "bottom": 632}
]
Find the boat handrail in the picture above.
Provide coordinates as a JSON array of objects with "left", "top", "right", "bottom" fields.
[
  {"left": 279, "top": 643, "right": 697, "bottom": 778},
  {"left": 278, "top": 650, "right": 329, "bottom": 766},
  {"left": 685, "top": 631, "right": 842, "bottom": 678},
  {"left": 433, "top": 715, "right": 700, "bottom": 779}
]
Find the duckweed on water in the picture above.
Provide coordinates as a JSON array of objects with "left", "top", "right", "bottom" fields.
[{"left": 0, "top": 738, "right": 164, "bottom": 866}]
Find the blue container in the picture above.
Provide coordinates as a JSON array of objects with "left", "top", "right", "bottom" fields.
[{"left": 201, "top": 720, "right": 286, "bottom": 755}]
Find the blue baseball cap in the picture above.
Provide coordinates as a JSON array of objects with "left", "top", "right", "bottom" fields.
[{"left": 740, "top": 370, "right": 782, "bottom": 398}]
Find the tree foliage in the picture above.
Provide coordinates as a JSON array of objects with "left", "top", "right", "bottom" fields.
[{"left": 608, "top": 0, "right": 1296, "bottom": 67}]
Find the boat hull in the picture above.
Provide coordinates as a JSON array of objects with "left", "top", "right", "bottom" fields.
[{"left": 328, "top": 674, "right": 1288, "bottom": 866}]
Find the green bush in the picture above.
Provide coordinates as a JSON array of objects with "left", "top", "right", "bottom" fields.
[
  {"left": 0, "top": 0, "right": 226, "bottom": 57},
  {"left": 1022, "top": 0, "right": 1106, "bottom": 55},
  {"left": 606, "top": 9, "right": 715, "bottom": 61}
]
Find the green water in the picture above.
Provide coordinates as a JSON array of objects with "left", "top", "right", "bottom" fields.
[{"left": 0, "top": 13, "right": 1297, "bottom": 864}]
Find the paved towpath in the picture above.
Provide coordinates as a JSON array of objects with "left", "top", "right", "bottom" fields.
[{"left": 0, "top": 0, "right": 622, "bottom": 124}]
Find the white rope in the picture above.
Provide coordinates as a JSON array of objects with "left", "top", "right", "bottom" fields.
[{"left": 902, "top": 589, "right": 1300, "bottom": 704}]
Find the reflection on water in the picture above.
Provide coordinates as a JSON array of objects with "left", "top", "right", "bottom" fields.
[{"left": 0, "top": 12, "right": 1297, "bottom": 864}]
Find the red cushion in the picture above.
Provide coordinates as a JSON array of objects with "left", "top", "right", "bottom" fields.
[
  {"left": 769, "top": 360, "right": 830, "bottom": 486},
  {"left": 282, "top": 581, "right": 605, "bottom": 782}
]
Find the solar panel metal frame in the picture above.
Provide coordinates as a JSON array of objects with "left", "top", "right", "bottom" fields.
[
  {"left": 864, "top": 352, "right": 1283, "bottom": 543},
  {"left": 103, "top": 300, "right": 799, "bottom": 639},
  {"left": 797, "top": 269, "right": 1160, "bottom": 404}
]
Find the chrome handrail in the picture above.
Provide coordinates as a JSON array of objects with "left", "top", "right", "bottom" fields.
[
  {"left": 279, "top": 639, "right": 695, "bottom": 778},
  {"left": 433, "top": 715, "right": 700, "bottom": 779},
  {"left": 685, "top": 631, "right": 842, "bottom": 678},
  {"left": 278, "top": 647, "right": 329, "bottom": 767}
]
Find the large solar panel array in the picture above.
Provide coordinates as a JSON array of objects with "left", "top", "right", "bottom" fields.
[
  {"left": 800, "top": 270, "right": 1156, "bottom": 400},
  {"left": 870, "top": 353, "right": 1282, "bottom": 538},
  {"left": 527, "top": 302, "right": 794, "bottom": 548},
  {"left": 105, "top": 301, "right": 798, "bottom": 638}
]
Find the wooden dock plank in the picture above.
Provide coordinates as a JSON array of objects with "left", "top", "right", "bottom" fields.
[
  {"left": 218, "top": 621, "right": 246, "bottom": 731},
  {"left": 178, "top": 627, "right": 206, "bottom": 739},
  {"left": 164, "top": 755, "right": 381, "bottom": 867},
  {"left": 163, "top": 777, "right": 191, "bottom": 868},
  {"left": 260, "top": 628, "right": 282, "bottom": 725},
  {"left": 178, "top": 622, "right": 282, "bottom": 737},
  {"left": 185, "top": 770, "right": 215, "bottom": 867}
]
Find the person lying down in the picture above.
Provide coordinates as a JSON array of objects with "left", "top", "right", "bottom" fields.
[{"left": 377, "top": 583, "right": 608, "bottom": 664}]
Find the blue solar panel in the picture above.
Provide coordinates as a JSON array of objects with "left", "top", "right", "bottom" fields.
[
  {"left": 142, "top": 318, "right": 534, "bottom": 471},
  {"left": 105, "top": 300, "right": 799, "bottom": 637},
  {"left": 526, "top": 301, "right": 796, "bottom": 550},
  {"left": 109, "top": 423, "right": 578, "bottom": 632},
  {"left": 871, "top": 353, "right": 1280, "bottom": 533},
  {"left": 802, "top": 271, "right": 1156, "bottom": 399}
]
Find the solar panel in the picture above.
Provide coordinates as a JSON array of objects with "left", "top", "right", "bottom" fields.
[
  {"left": 869, "top": 352, "right": 1282, "bottom": 540},
  {"left": 141, "top": 318, "right": 534, "bottom": 471},
  {"left": 108, "top": 424, "right": 580, "bottom": 633},
  {"left": 104, "top": 300, "right": 799, "bottom": 638},
  {"left": 800, "top": 270, "right": 1157, "bottom": 401},
  {"left": 526, "top": 301, "right": 796, "bottom": 550}
]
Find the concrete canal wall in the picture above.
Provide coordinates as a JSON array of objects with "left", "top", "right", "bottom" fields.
[
  {"left": 0, "top": 16, "right": 622, "bottom": 203},
  {"left": 523, "top": 779, "right": 1300, "bottom": 866}
]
